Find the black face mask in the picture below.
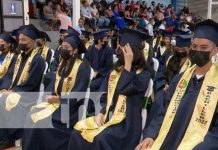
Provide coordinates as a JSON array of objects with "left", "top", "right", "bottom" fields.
[
  {"left": 60, "top": 49, "right": 72, "bottom": 60},
  {"left": 17, "top": 44, "right": 29, "bottom": 51},
  {"left": 160, "top": 41, "right": 165, "bottom": 47},
  {"left": 188, "top": 49, "right": 211, "bottom": 67},
  {"left": 36, "top": 41, "right": 43, "bottom": 47},
  {"left": 0, "top": 44, "right": 5, "bottom": 51},
  {"left": 174, "top": 51, "right": 187, "bottom": 58},
  {"left": 102, "top": 41, "right": 108, "bottom": 49}
]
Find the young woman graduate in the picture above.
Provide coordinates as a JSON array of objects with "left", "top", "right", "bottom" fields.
[
  {"left": 67, "top": 28, "right": 151, "bottom": 150},
  {"left": 0, "top": 24, "right": 45, "bottom": 149},
  {"left": 0, "top": 33, "right": 17, "bottom": 90},
  {"left": 136, "top": 19, "right": 218, "bottom": 150},
  {"left": 146, "top": 34, "right": 193, "bottom": 125},
  {"left": 22, "top": 35, "right": 91, "bottom": 150}
]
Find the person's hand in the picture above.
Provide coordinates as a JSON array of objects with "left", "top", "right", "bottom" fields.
[
  {"left": 163, "top": 84, "right": 170, "bottom": 93},
  {"left": 135, "top": 138, "right": 154, "bottom": 150},
  {"left": 121, "top": 43, "right": 134, "bottom": 72},
  {"left": 95, "top": 113, "right": 105, "bottom": 126},
  {"left": 46, "top": 95, "right": 60, "bottom": 104}
]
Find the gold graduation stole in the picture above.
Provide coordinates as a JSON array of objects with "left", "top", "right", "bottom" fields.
[
  {"left": 166, "top": 56, "right": 191, "bottom": 73},
  {"left": 143, "top": 42, "right": 150, "bottom": 61},
  {"left": 74, "top": 69, "right": 125, "bottom": 143},
  {"left": 31, "top": 59, "right": 82, "bottom": 123},
  {"left": 85, "top": 42, "right": 90, "bottom": 49},
  {"left": 36, "top": 46, "right": 49, "bottom": 61},
  {"left": 179, "top": 58, "right": 192, "bottom": 73},
  {"left": 149, "top": 64, "right": 218, "bottom": 150},
  {"left": 74, "top": 68, "right": 142, "bottom": 143},
  {"left": 0, "top": 52, "right": 14, "bottom": 78},
  {"left": 4, "top": 49, "right": 38, "bottom": 111}
]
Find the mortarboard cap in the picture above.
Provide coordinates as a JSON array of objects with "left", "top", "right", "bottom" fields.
[
  {"left": 67, "top": 26, "right": 80, "bottom": 37},
  {"left": 18, "top": 24, "right": 40, "bottom": 40},
  {"left": 38, "top": 31, "right": 51, "bottom": 42},
  {"left": 175, "top": 34, "right": 192, "bottom": 47},
  {"left": 0, "top": 33, "right": 17, "bottom": 44},
  {"left": 119, "top": 28, "right": 149, "bottom": 49},
  {"left": 93, "top": 30, "right": 108, "bottom": 40},
  {"left": 193, "top": 19, "right": 218, "bottom": 45},
  {"left": 63, "top": 35, "right": 86, "bottom": 54}
]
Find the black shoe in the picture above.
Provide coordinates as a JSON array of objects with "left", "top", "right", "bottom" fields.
[{"left": 0, "top": 141, "right": 14, "bottom": 150}]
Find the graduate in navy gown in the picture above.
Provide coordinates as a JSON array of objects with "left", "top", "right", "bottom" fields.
[
  {"left": 22, "top": 35, "right": 91, "bottom": 150},
  {"left": 0, "top": 24, "right": 45, "bottom": 149},
  {"left": 35, "top": 31, "right": 52, "bottom": 68},
  {"left": 155, "top": 32, "right": 173, "bottom": 66},
  {"left": 146, "top": 34, "right": 193, "bottom": 125},
  {"left": 67, "top": 28, "right": 151, "bottom": 150},
  {"left": 0, "top": 33, "right": 18, "bottom": 90},
  {"left": 136, "top": 19, "right": 218, "bottom": 150},
  {"left": 84, "top": 30, "right": 113, "bottom": 92},
  {"left": 45, "top": 27, "right": 81, "bottom": 89}
]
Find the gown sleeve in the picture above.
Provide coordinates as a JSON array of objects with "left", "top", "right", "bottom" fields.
[
  {"left": 143, "top": 73, "right": 182, "bottom": 139},
  {"left": 12, "top": 55, "right": 46, "bottom": 92}
]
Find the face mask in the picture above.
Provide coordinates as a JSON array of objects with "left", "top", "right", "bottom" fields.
[
  {"left": 174, "top": 51, "right": 187, "bottom": 58},
  {"left": 160, "top": 41, "right": 165, "bottom": 47},
  {"left": 17, "top": 44, "right": 29, "bottom": 51},
  {"left": 60, "top": 48, "right": 72, "bottom": 60},
  {"left": 36, "top": 41, "right": 43, "bottom": 47},
  {"left": 188, "top": 49, "right": 211, "bottom": 67},
  {"left": 0, "top": 44, "right": 5, "bottom": 51},
  {"left": 102, "top": 41, "right": 108, "bottom": 49}
]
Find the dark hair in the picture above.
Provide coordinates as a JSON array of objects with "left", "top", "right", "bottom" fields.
[
  {"left": 115, "top": 43, "right": 149, "bottom": 72},
  {"left": 166, "top": 55, "right": 182, "bottom": 82},
  {"left": 58, "top": 53, "right": 79, "bottom": 77}
]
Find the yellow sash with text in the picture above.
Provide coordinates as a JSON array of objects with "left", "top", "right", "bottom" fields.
[
  {"left": 0, "top": 52, "right": 14, "bottom": 78},
  {"left": 36, "top": 46, "right": 49, "bottom": 61},
  {"left": 4, "top": 49, "right": 38, "bottom": 111},
  {"left": 31, "top": 59, "right": 82, "bottom": 123},
  {"left": 149, "top": 63, "right": 218, "bottom": 150}
]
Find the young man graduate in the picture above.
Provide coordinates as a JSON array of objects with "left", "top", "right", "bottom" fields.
[
  {"left": 84, "top": 30, "right": 113, "bottom": 92},
  {"left": 0, "top": 24, "right": 45, "bottom": 149},
  {"left": 136, "top": 19, "right": 218, "bottom": 150},
  {"left": 35, "top": 31, "right": 52, "bottom": 67}
]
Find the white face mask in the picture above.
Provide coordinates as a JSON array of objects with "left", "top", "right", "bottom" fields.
[{"left": 171, "top": 39, "right": 176, "bottom": 46}]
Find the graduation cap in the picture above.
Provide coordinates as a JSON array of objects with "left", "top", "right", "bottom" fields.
[
  {"left": 119, "top": 28, "right": 149, "bottom": 49},
  {"left": 0, "top": 33, "right": 17, "bottom": 44},
  {"left": 173, "top": 28, "right": 189, "bottom": 36},
  {"left": 67, "top": 26, "right": 80, "bottom": 37},
  {"left": 11, "top": 25, "right": 26, "bottom": 37},
  {"left": 59, "top": 29, "right": 68, "bottom": 34},
  {"left": 126, "top": 19, "right": 135, "bottom": 27},
  {"left": 63, "top": 35, "right": 86, "bottom": 54},
  {"left": 81, "top": 31, "right": 91, "bottom": 39},
  {"left": 93, "top": 30, "right": 109, "bottom": 40},
  {"left": 175, "top": 34, "right": 192, "bottom": 47},
  {"left": 193, "top": 19, "right": 218, "bottom": 45},
  {"left": 18, "top": 24, "right": 40, "bottom": 40},
  {"left": 38, "top": 31, "right": 51, "bottom": 42}
]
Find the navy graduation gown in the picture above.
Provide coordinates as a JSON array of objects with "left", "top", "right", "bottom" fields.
[
  {"left": 0, "top": 52, "right": 45, "bottom": 141},
  {"left": 0, "top": 54, "right": 17, "bottom": 90},
  {"left": 84, "top": 45, "right": 113, "bottom": 92},
  {"left": 22, "top": 61, "right": 91, "bottom": 150},
  {"left": 156, "top": 47, "right": 172, "bottom": 66},
  {"left": 144, "top": 74, "right": 218, "bottom": 150},
  {"left": 67, "top": 69, "right": 151, "bottom": 150}
]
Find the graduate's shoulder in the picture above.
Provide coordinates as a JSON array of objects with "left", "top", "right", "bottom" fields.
[
  {"left": 32, "top": 53, "right": 46, "bottom": 66},
  {"left": 78, "top": 59, "right": 91, "bottom": 74}
]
